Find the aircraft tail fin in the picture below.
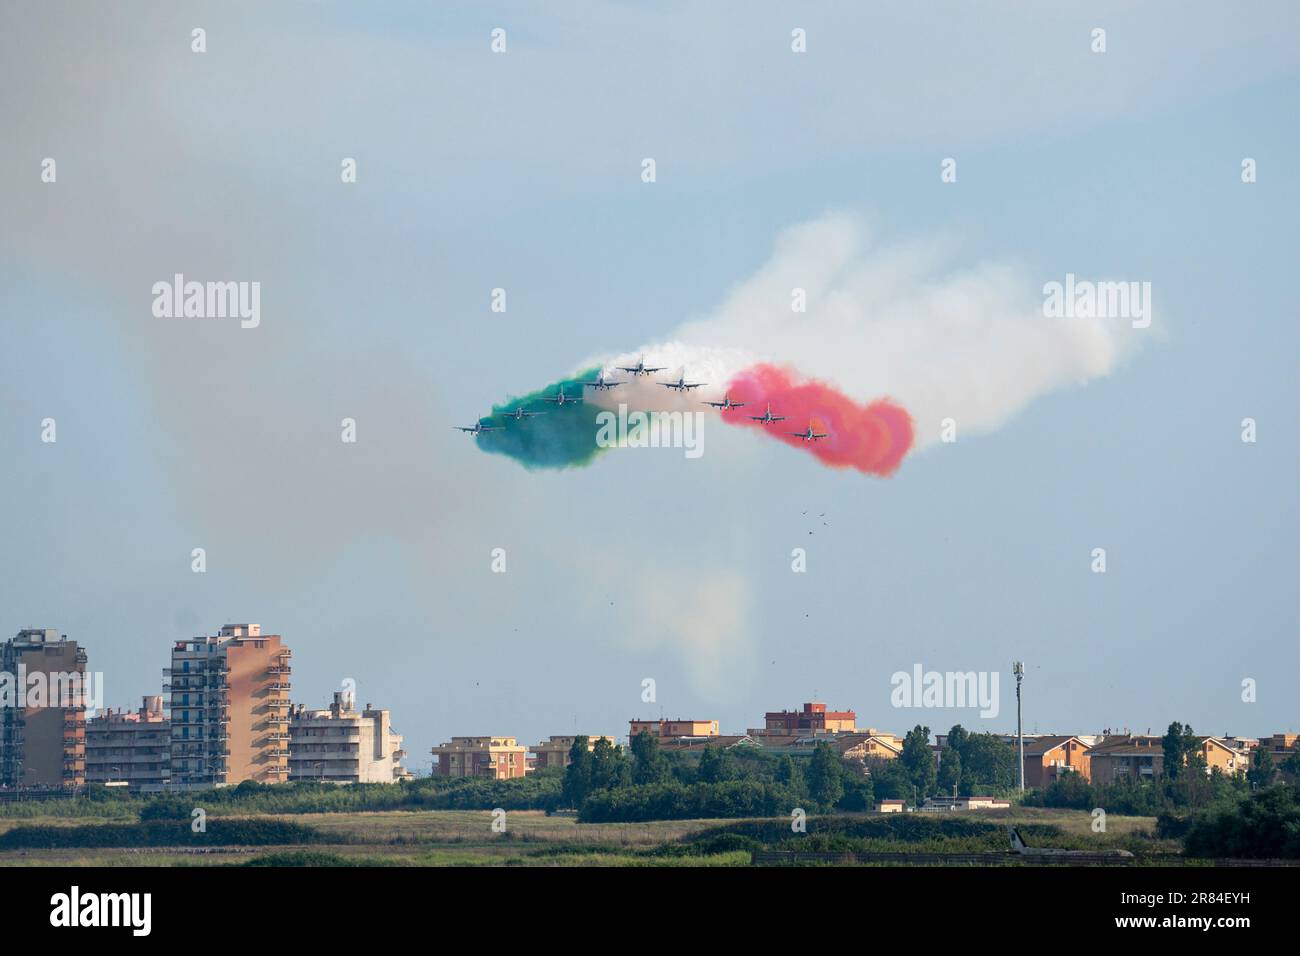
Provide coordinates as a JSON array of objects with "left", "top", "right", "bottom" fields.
[{"left": 1009, "top": 827, "right": 1027, "bottom": 853}]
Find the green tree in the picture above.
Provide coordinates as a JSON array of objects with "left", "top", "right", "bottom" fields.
[
  {"left": 959, "top": 734, "right": 1017, "bottom": 793},
  {"left": 1183, "top": 786, "right": 1300, "bottom": 859},
  {"left": 697, "top": 745, "right": 733, "bottom": 784},
  {"left": 900, "top": 725, "right": 936, "bottom": 799},
  {"left": 807, "top": 742, "right": 844, "bottom": 811},
  {"left": 937, "top": 747, "right": 962, "bottom": 796},
  {"left": 946, "top": 724, "right": 969, "bottom": 756},
  {"left": 1247, "top": 747, "right": 1276, "bottom": 790},
  {"left": 1281, "top": 749, "right": 1300, "bottom": 782},
  {"left": 869, "top": 758, "right": 914, "bottom": 802},
  {"left": 629, "top": 731, "right": 670, "bottom": 786},
  {"left": 561, "top": 736, "right": 593, "bottom": 807},
  {"left": 839, "top": 771, "right": 875, "bottom": 812},
  {"left": 1162, "top": 722, "right": 1199, "bottom": 780},
  {"left": 775, "top": 755, "right": 804, "bottom": 792},
  {"left": 590, "top": 737, "right": 631, "bottom": 791}
]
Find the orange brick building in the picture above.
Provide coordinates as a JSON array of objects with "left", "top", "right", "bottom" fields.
[
  {"left": 431, "top": 736, "right": 529, "bottom": 779},
  {"left": 166, "top": 624, "right": 292, "bottom": 789},
  {"left": 1088, "top": 734, "right": 1247, "bottom": 784},
  {"left": 1022, "top": 736, "right": 1093, "bottom": 787},
  {"left": 531, "top": 735, "right": 617, "bottom": 770},
  {"left": 762, "top": 702, "right": 857, "bottom": 735},
  {"left": 628, "top": 718, "right": 719, "bottom": 739}
]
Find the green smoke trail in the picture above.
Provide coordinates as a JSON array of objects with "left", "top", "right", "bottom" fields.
[{"left": 475, "top": 367, "right": 611, "bottom": 470}]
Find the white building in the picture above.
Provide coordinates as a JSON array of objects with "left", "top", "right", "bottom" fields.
[{"left": 289, "top": 693, "right": 410, "bottom": 783}]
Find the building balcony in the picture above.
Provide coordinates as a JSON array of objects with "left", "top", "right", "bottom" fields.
[
  {"left": 291, "top": 748, "right": 360, "bottom": 759},
  {"left": 87, "top": 751, "right": 169, "bottom": 763}
]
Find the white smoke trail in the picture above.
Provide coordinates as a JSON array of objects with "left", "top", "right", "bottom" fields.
[
  {"left": 580, "top": 343, "right": 757, "bottom": 414},
  {"left": 582, "top": 213, "right": 1140, "bottom": 448}
]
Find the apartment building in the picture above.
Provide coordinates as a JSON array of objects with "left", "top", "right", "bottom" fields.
[
  {"left": 0, "top": 629, "right": 88, "bottom": 789},
  {"left": 1088, "top": 734, "right": 1247, "bottom": 784},
  {"left": 1198, "top": 737, "right": 1249, "bottom": 776},
  {"left": 165, "top": 624, "right": 292, "bottom": 789},
  {"left": 1060, "top": 736, "right": 1155, "bottom": 785},
  {"left": 829, "top": 732, "right": 903, "bottom": 761},
  {"left": 289, "top": 693, "right": 410, "bottom": 783},
  {"left": 1258, "top": 733, "right": 1298, "bottom": 762},
  {"left": 758, "top": 702, "right": 857, "bottom": 736},
  {"left": 431, "top": 736, "right": 529, "bottom": 779},
  {"left": 531, "top": 734, "right": 617, "bottom": 771},
  {"left": 627, "top": 718, "right": 719, "bottom": 739},
  {"left": 1022, "top": 736, "right": 1093, "bottom": 787},
  {"left": 86, "top": 696, "right": 170, "bottom": 791},
  {"left": 749, "top": 730, "right": 901, "bottom": 762}
]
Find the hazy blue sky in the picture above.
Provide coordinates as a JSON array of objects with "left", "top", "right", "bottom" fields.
[{"left": 2, "top": 2, "right": 1296, "bottom": 771}]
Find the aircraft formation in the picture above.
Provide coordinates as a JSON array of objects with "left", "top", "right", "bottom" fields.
[{"left": 454, "top": 360, "right": 831, "bottom": 442}]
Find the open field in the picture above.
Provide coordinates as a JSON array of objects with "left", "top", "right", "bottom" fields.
[
  {"left": 935, "top": 806, "right": 1158, "bottom": 840},
  {"left": 0, "top": 807, "right": 1179, "bottom": 867}
]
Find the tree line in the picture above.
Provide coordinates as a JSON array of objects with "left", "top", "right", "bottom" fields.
[{"left": 563, "top": 726, "right": 1019, "bottom": 822}]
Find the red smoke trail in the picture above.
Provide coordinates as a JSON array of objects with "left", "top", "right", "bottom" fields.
[{"left": 721, "top": 363, "right": 913, "bottom": 475}]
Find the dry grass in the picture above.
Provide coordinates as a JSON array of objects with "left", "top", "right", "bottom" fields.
[
  {"left": 0, "top": 806, "right": 1168, "bottom": 866},
  {"left": 297, "top": 809, "right": 719, "bottom": 845},
  {"left": 966, "top": 806, "right": 1159, "bottom": 838}
]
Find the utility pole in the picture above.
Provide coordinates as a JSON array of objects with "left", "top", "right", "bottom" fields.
[{"left": 1014, "top": 661, "right": 1025, "bottom": 793}]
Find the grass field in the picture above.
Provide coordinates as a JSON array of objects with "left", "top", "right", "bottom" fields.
[{"left": 0, "top": 807, "right": 1171, "bottom": 867}]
